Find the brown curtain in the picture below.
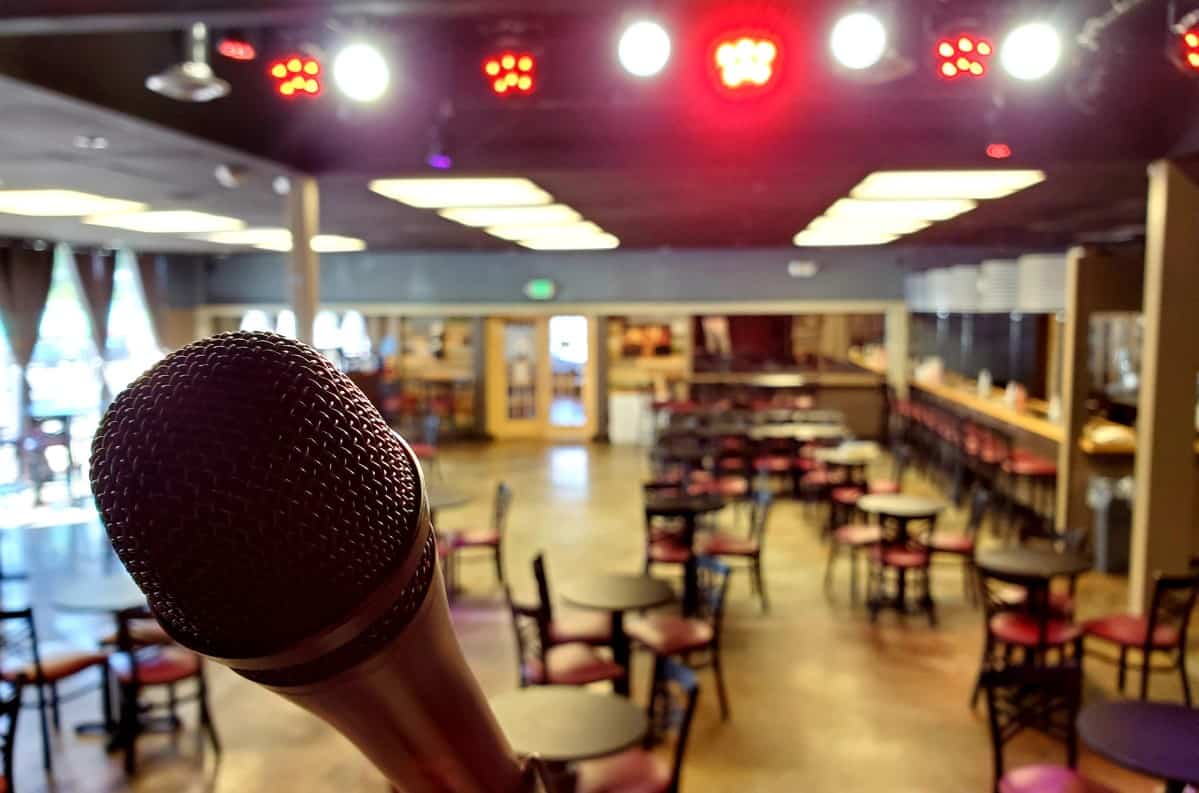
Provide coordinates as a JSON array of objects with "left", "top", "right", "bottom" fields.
[
  {"left": 0, "top": 244, "right": 55, "bottom": 434},
  {"left": 73, "top": 249, "right": 116, "bottom": 359},
  {"left": 136, "top": 252, "right": 171, "bottom": 350}
]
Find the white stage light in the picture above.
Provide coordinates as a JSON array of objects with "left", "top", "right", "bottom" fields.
[
  {"left": 830, "top": 12, "right": 888, "bottom": 70},
  {"left": 619, "top": 20, "right": 672, "bottom": 77},
  {"left": 1000, "top": 22, "right": 1061, "bottom": 81},
  {"left": 333, "top": 41, "right": 390, "bottom": 103}
]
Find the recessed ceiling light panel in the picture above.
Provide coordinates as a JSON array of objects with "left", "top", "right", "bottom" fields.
[
  {"left": 438, "top": 204, "right": 581, "bottom": 228},
  {"left": 0, "top": 190, "right": 146, "bottom": 217},
  {"left": 806, "top": 215, "right": 930, "bottom": 235},
  {"left": 84, "top": 210, "right": 245, "bottom": 233},
  {"left": 792, "top": 228, "right": 898, "bottom": 247},
  {"left": 519, "top": 233, "right": 620, "bottom": 250},
  {"left": 824, "top": 197, "right": 978, "bottom": 221},
  {"left": 487, "top": 221, "right": 604, "bottom": 242},
  {"left": 849, "top": 170, "right": 1046, "bottom": 200},
  {"left": 369, "top": 177, "right": 552, "bottom": 208}
]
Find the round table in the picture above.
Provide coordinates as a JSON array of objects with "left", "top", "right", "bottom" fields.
[
  {"left": 749, "top": 423, "right": 846, "bottom": 442},
  {"left": 974, "top": 547, "right": 1092, "bottom": 582},
  {"left": 52, "top": 572, "right": 146, "bottom": 614},
  {"left": 490, "top": 686, "right": 648, "bottom": 766},
  {"left": 644, "top": 492, "right": 725, "bottom": 617},
  {"left": 856, "top": 494, "right": 946, "bottom": 624},
  {"left": 1078, "top": 701, "right": 1199, "bottom": 792},
  {"left": 560, "top": 574, "right": 674, "bottom": 696},
  {"left": 814, "top": 443, "right": 880, "bottom": 484}
]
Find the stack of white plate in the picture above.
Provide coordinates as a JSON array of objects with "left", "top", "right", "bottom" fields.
[
  {"left": 946, "top": 264, "right": 980, "bottom": 312},
  {"left": 1017, "top": 253, "right": 1068, "bottom": 312},
  {"left": 978, "top": 259, "right": 1020, "bottom": 312}
]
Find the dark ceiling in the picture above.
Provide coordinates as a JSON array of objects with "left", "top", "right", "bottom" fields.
[{"left": 0, "top": 0, "right": 1194, "bottom": 251}]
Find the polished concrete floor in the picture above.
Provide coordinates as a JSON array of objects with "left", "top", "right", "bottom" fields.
[{"left": 3, "top": 441, "right": 1191, "bottom": 793}]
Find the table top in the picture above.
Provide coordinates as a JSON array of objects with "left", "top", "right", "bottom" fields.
[
  {"left": 748, "top": 423, "right": 846, "bottom": 441},
  {"left": 1078, "top": 701, "right": 1199, "bottom": 785},
  {"left": 857, "top": 493, "right": 946, "bottom": 518},
  {"left": 560, "top": 574, "right": 675, "bottom": 613},
  {"left": 813, "top": 442, "right": 880, "bottom": 466},
  {"left": 974, "top": 547, "right": 1092, "bottom": 580},
  {"left": 52, "top": 572, "right": 146, "bottom": 613},
  {"left": 427, "top": 486, "right": 471, "bottom": 512},
  {"left": 644, "top": 491, "right": 726, "bottom": 516},
  {"left": 489, "top": 686, "right": 649, "bottom": 763}
]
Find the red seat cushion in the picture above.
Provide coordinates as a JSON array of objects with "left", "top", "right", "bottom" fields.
[
  {"left": 989, "top": 613, "right": 1082, "bottom": 647},
  {"left": 1083, "top": 614, "right": 1181, "bottom": 649},
  {"left": 718, "top": 457, "right": 746, "bottom": 471},
  {"left": 870, "top": 547, "right": 929, "bottom": 569},
  {"left": 715, "top": 477, "right": 748, "bottom": 497},
  {"left": 110, "top": 648, "right": 201, "bottom": 686},
  {"left": 793, "top": 457, "right": 824, "bottom": 472},
  {"left": 867, "top": 479, "right": 900, "bottom": 495},
  {"left": 754, "top": 455, "right": 791, "bottom": 473},
  {"left": 3, "top": 648, "right": 107, "bottom": 683},
  {"left": 626, "top": 614, "right": 713, "bottom": 655},
  {"left": 997, "top": 586, "right": 1075, "bottom": 616},
  {"left": 648, "top": 539, "right": 691, "bottom": 564},
  {"left": 548, "top": 611, "right": 612, "bottom": 645},
  {"left": 831, "top": 486, "right": 862, "bottom": 506},
  {"left": 834, "top": 524, "right": 882, "bottom": 546},
  {"left": 576, "top": 748, "right": 671, "bottom": 793},
  {"left": 701, "top": 533, "right": 759, "bottom": 557},
  {"left": 409, "top": 443, "right": 437, "bottom": 459},
  {"left": 801, "top": 469, "right": 841, "bottom": 487},
  {"left": 999, "top": 764, "right": 1116, "bottom": 793},
  {"left": 1003, "top": 457, "right": 1058, "bottom": 477},
  {"left": 523, "top": 644, "right": 625, "bottom": 686},
  {"left": 926, "top": 533, "right": 974, "bottom": 554},
  {"left": 455, "top": 530, "right": 500, "bottom": 548}
]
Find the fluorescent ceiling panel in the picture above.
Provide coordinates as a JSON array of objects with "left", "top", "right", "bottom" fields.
[
  {"left": 0, "top": 190, "right": 146, "bottom": 217},
  {"left": 369, "top": 177, "right": 552, "bottom": 208},
  {"left": 519, "top": 233, "right": 620, "bottom": 250},
  {"left": 437, "top": 204, "right": 581, "bottom": 227},
  {"left": 806, "top": 215, "right": 931, "bottom": 235},
  {"left": 200, "top": 227, "right": 290, "bottom": 246},
  {"left": 824, "top": 197, "right": 978, "bottom": 222},
  {"left": 793, "top": 228, "right": 898, "bottom": 247},
  {"left": 487, "top": 221, "right": 604, "bottom": 242},
  {"left": 249, "top": 233, "right": 367, "bottom": 252},
  {"left": 85, "top": 210, "right": 245, "bottom": 233},
  {"left": 849, "top": 170, "right": 1046, "bottom": 200}
]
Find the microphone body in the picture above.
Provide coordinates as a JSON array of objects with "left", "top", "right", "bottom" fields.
[{"left": 89, "top": 332, "right": 535, "bottom": 793}]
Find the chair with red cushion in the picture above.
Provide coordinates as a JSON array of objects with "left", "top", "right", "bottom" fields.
[
  {"left": 407, "top": 414, "right": 442, "bottom": 477},
  {"left": 0, "top": 676, "right": 20, "bottom": 793},
  {"left": 924, "top": 487, "right": 991, "bottom": 604},
  {"left": 972, "top": 568, "right": 1083, "bottom": 708},
  {"left": 867, "top": 445, "right": 912, "bottom": 495},
  {"left": 505, "top": 590, "right": 623, "bottom": 689},
  {"left": 700, "top": 491, "right": 772, "bottom": 613},
  {"left": 575, "top": 659, "right": 700, "bottom": 793},
  {"left": 109, "top": 607, "right": 219, "bottom": 775},
  {"left": 627, "top": 556, "right": 731, "bottom": 719},
  {"left": 0, "top": 607, "right": 109, "bottom": 772},
  {"left": 983, "top": 664, "right": 1116, "bottom": 793},
  {"left": 823, "top": 520, "right": 882, "bottom": 604},
  {"left": 1082, "top": 571, "right": 1197, "bottom": 706},
  {"left": 532, "top": 553, "right": 611, "bottom": 647},
  {"left": 450, "top": 481, "right": 512, "bottom": 586}
]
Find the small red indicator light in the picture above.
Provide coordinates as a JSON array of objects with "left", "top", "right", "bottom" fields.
[
  {"left": 986, "top": 142, "right": 1012, "bottom": 160},
  {"left": 484, "top": 52, "right": 536, "bottom": 96}
]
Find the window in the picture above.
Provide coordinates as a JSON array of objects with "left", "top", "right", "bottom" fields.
[
  {"left": 104, "top": 250, "right": 163, "bottom": 396},
  {"left": 239, "top": 309, "right": 272, "bottom": 333}
]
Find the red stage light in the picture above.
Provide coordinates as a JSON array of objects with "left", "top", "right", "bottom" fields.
[
  {"left": 269, "top": 55, "right": 322, "bottom": 98},
  {"left": 986, "top": 142, "right": 1012, "bottom": 160},
  {"left": 484, "top": 51, "right": 535, "bottom": 96},
  {"left": 936, "top": 34, "right": 991, "bottom": 79},
  {"left": 217, "top": 37, "right": 256, "bottom": 61},
  {"left": 712, "top": 33, "right": 780, "bottom": 94},
  {"left": 1180, "top": 27, "right": 1199, "bottom": 74}
]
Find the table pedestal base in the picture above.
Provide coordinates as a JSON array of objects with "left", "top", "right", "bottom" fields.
[{"left": 867, "top": 566, "right": 937, "bottom": 627}]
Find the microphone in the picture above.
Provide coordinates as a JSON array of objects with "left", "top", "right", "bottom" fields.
[{"left": 90, "top": 331, "right": 535, "bottom": 793}]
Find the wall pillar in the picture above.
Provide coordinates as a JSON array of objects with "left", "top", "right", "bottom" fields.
[{"left": 287, "top": 175, "right": 320, "bottom": 345}]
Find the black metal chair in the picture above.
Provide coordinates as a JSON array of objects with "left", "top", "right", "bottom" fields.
[
  {"left": 0, "top": 675, "right": 22, "bottom": 793},
  {"left": 981, "top": 664, "right": 1114, "bottom": 793},
  {"left": 701, "top": 491, "right": 772, "bottom": 613},
  {"left": 0, "top": 608, "right": 108, "bottom": 772},
  {"left": 575, "top": 658, "right": 701, "bottom": 793},
  {"left": 109, "top": 606, "right": 219, "bottom": 775},
  {"left": 504, "top": 588, "right": 623, "bottom": 689},
  {"left": 450, "top": 481, "right": 512, "bottom": 586},
  {"left": 531, "top": 553, "right": 611, "bottom": 647}
]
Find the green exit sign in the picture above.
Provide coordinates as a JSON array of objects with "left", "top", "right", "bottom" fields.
[{"left": 523, "top": 278, "right": 557, "bottom": 301}]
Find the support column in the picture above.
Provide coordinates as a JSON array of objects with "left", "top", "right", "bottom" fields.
[
  {"left": 884, "top": 304, "right": 909, "bottom": 399},
  {"left": 1129, "top": 160, "right": 1199, "bottom": 612},
  {"left": 288, "top": 175, "right": 320, "bottom": 345}
]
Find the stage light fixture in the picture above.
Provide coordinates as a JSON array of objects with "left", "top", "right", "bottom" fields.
[
  {"left": 712, "top": 33, "right": 780, "bottom": 92},
  {"left": 986, "top": 142, "right": 1012, "bottom": 159},
  {"left": 484, "top": 51, "right": 535, "bottom": 96},
  {"left": 217, "top": 36, "right": 256, "bottom": 61},
  {"left": 1174, "top": 25, "right": 1199, "bottom": 74},
  {"left": 269, "top": 55, "right": 321, "bottom": 98},
  {"left": 618, "top": 20, "right": 672, "bottom": 77},
  {"left": 936, "top": 34, "right": 991, "bottom": 79},
  {"left": 1000, "top": 21, "right": 1061, "bottom": 81},
  {"left": 830, "top": 11, "right": 887, "bottom": 70},
  {"left": 332, "top": 41, "right": 390, "bottom": 103}
]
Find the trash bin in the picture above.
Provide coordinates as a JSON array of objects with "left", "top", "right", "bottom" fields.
[{"left": 1088, "top": 475, "right": 1133, "bottom": 574}]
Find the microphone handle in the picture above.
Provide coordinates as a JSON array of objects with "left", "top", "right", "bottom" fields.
[{"left": 265, "top": 566, "right": 527, "bottom": 793}]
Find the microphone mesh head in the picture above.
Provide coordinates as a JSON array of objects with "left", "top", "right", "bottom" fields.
[{"left": 91, "top": 331, "right": 426, "bottom": 662}]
